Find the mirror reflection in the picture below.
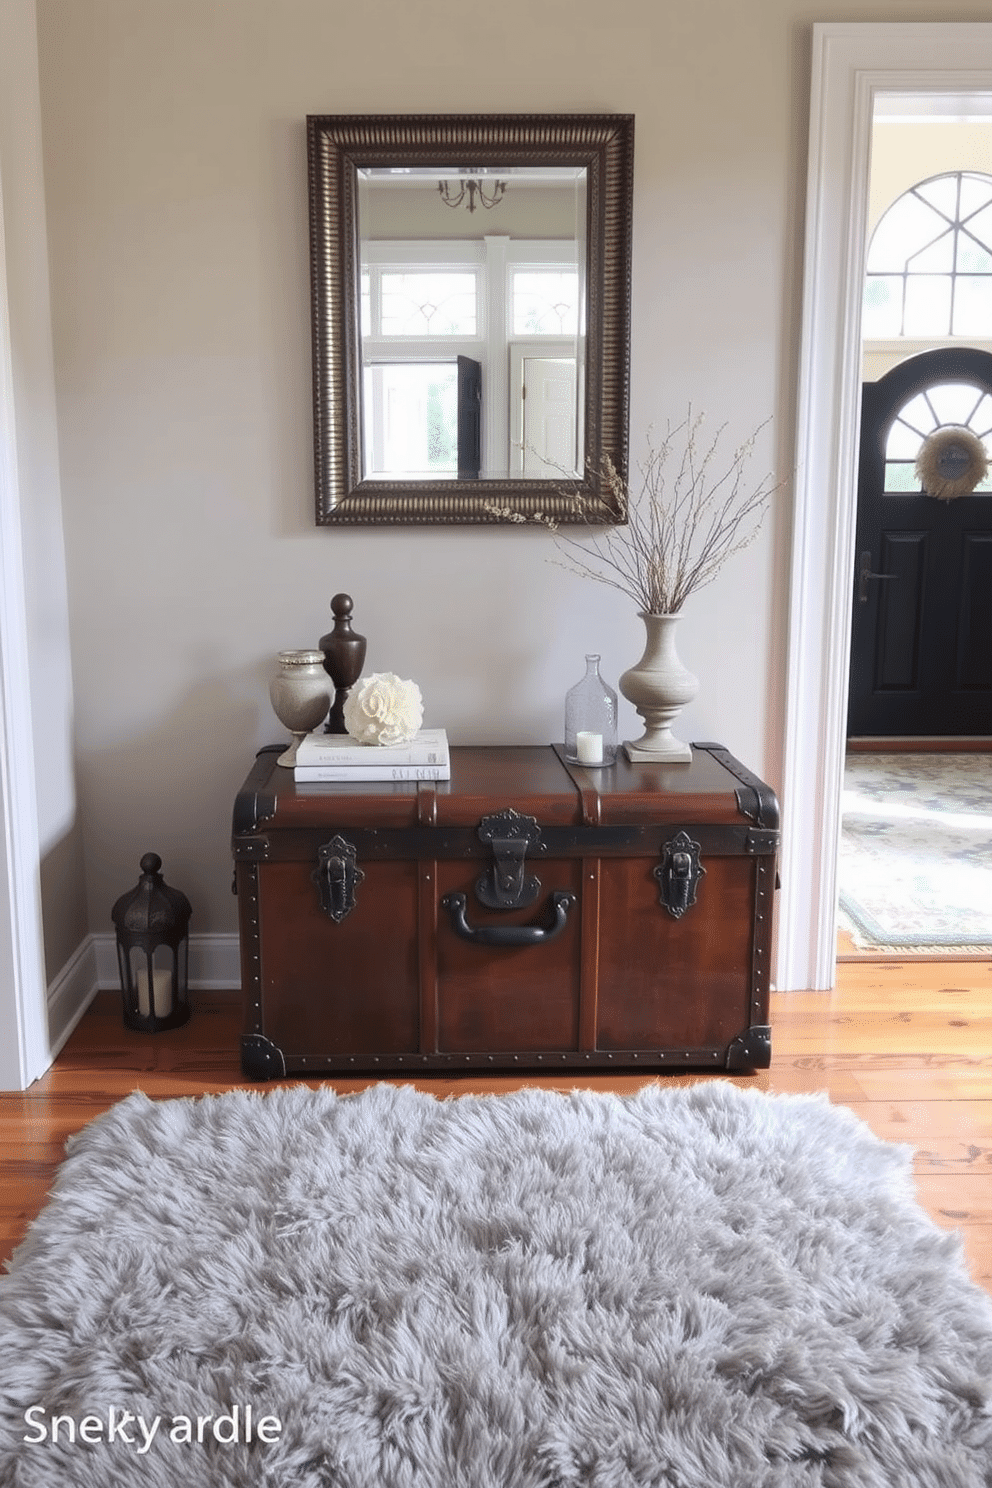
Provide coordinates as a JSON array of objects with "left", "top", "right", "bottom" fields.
[{"left": 358, "top": 166, "right": 587, "bottom": 481}]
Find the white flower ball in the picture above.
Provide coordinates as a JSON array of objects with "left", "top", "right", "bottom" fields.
[{"left": 343, "top": 672, "right": 424, "bottom": 746}]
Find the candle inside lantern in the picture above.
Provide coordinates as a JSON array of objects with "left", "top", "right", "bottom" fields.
[
  {"left": 576, "top": 731, "right": 604, "bottom": 765},
  {"left": 134, "top": 965, "right": 173, "bottom": 1018}
]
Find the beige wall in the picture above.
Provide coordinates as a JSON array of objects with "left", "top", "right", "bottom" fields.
[
  {"left": 31, "top": 0, "right": 992, "bottom": 941},
  {"left": 869, "top": 119, "right": 992, "bottom": 229}
]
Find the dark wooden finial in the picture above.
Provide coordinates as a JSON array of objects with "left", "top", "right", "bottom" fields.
[{"left": 319, "top": 594, "right": 367, "bottom": 734}]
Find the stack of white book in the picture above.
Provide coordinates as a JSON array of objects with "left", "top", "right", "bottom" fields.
[{"left": 293, "top": 728, "right": 451, "bottom": 782}]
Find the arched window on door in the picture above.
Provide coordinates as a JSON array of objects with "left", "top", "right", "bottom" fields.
[
  {"left": 883, "top": 380, "right": 992, "bottom": 493},
  {"left": 863, "top": 171, "right": 992, "bottom": 340}
]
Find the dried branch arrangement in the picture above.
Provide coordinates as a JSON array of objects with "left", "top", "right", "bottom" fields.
[{"left": 490, "top": 411, "right": 780, "bottom": 614}]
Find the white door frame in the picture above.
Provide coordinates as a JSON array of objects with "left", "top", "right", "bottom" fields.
[
  {"left": 0, "top": 161, "right": 51, "bottom": 1089},
  {"left": 777, "top": 22, "right": 992, "bottom": 992}
]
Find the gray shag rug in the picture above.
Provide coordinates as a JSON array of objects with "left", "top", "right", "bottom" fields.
[{"left": 1, "top": 1082, "right": 991, "bottom": 1487}]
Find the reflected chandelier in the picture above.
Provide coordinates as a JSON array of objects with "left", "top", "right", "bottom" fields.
[{"left": 437, "top": 177, "right": 507, "bottom": 212}]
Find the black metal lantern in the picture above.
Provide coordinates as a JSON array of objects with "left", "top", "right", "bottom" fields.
[{"left": 111, "top": 853, "right": 192, "bottom": 1031}]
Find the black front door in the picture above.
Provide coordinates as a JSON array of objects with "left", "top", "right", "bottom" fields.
[{"left": 848, "top": 348, "right": 992, "bottom": 737}]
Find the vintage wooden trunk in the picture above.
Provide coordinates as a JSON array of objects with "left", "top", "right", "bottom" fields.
[{"left": 232, "top": 744, "right": 778, "bottom": 1079}]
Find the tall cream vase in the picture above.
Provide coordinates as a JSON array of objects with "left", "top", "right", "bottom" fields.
[{"left": 619, "top": 612, "right": 699, "bottom": 763}]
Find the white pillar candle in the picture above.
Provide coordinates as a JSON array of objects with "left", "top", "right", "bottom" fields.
[
  {"left": 135, "top": 965, "right": 174, "bottom": 1017},
  {"left": 576, "top": 731, "right": 604, "bottom": 765}
]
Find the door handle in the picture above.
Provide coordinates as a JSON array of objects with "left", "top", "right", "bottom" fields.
[{"left": 857, "top": 550, "right": 897, "bottom": 603}]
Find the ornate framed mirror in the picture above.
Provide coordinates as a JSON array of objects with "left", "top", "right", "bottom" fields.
[{"left": 307, "top": 114, "right": 634, "bottom": 524}]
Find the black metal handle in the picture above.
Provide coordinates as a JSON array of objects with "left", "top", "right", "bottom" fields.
[
  {"left": 857, "top": 550, "right": 898, "bottom": 603},
  {"left": 441, "top": 890, "right": 575, "bottom": 946}
]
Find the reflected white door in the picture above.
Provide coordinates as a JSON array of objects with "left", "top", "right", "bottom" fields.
[{"left": 518, "top": 356, "right": 578, "bottom": 476}]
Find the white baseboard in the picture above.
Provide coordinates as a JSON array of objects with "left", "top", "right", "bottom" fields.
[
  {"left": 46, "top": 932, "right": 241, "bottom": 1065},
  {"left": 91, "top": 931, "right": 241, "bottom": 992},
  {"left": 45, "top": 937, "right": 101, "bottom": 1061}
]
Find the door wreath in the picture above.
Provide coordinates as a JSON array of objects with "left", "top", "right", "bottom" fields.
[{"left": 915, "top": 426, "right": 988, "bottom": 501}]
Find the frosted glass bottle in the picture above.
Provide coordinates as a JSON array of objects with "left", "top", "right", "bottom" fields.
[{"left": 564, "top": 654, "right": 618, "bottom": 767}]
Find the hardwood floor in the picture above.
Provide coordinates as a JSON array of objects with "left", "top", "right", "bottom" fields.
[{"left": 2, "top": 959, "right": 991, "bottom": 1293}]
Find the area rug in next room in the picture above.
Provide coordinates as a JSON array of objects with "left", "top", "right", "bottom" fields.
[
  {"left": 838, "top": 751, "right": 992, "bottom": 952},
  {"left": 2, "top": 1084, "right": 992, "bottom": 1488}
]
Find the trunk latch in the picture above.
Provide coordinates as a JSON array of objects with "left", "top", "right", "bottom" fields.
[
  {"left": 475, "top": 809, "right": 545, "bottom": 909},
  {"left": 655, "top": 830, "right": 706, "bottom": 918},
  {"left": 313, "top": 834, "right": 365, "bottom": 923}
]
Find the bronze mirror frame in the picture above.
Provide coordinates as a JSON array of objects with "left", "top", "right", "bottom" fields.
[{"left": 307, "top": 113, "right": 634, "bottom": 525}]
